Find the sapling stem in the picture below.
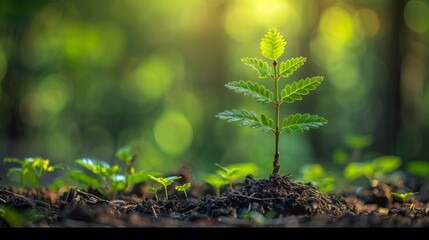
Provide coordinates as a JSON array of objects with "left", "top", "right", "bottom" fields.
[{"left": 273, "top": 59, "right": 280, "bottom": 174}]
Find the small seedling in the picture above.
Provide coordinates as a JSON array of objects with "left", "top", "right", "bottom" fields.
[
  {"left": 4, "top": 157, "right": 62, "bottom": 194},
  {"left": 299, "top": 164, "right": 335, "bottom": 193},
  {"left": 115, "top": 146, "right": 136, "bottom": 176},
  {"left": 148, "top": 175, "right": 181, "bottom": 200},
  {"left": 175, "top": 183, "right": 191, "bottom": 198},
  {"left": 70, "top": 147, "right": 156, "bottom": 197},
  {"left": 215, "top": 163, "right": 239, "bottom": 190},
  {"left": 391, "top": 192, "right": 418, "bottom": 208},
  {"left": 147, "top": 187, "right": 162, "bottom": 202},
  {"left": 203, "top": 174, "right": 229, "bottom": 196},
  {"left": 216, "top": 27, "right": 327, "bottom": 174},
  {"left": 344, "top": 156, "right": 402, "bottom": 182},
  {"left": 30, "top": 157, "right": 63, "bottom": 194},
  {"left": 4, "top": 158, "right": 33, "bottom": 189},
  {"left": 69, "top": 158, "right": 124, "bottom": 197}
]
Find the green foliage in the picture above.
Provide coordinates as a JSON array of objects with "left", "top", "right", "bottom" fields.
[
  {"left": 345, "top": 134, "right": 373, "bottom": 149},
  {"left": 69, "top": 147, "right": 156, "bottom": 197},
  {"left": 281, "top": 76, "right": 324, "bottom": 103},
  {"left": 225, "top": 81, "right": 273, "bottom": 104},
  {"left": 281, "top": 113, "right": 327, "bottom": 134},
  {"left": 148, "top": 175, "right": 181, "bottom": 200},
  {"left": 406, "top": 161, "right": 429, "bottom": 179},
  {"left": 240, "top": 58, "right": 271, "bottom": 78},
  {"left": 203, "top": 174, "right": 229, "bottom": 196},
  {"left": 3, "top": 158, "right": 33, "bottom": 188},
  {"left": 215, "top": 163, "right": 239, "bottom": 190},
  {"left": 147, "top": 187, "right": 162, "bottom": 201},
  {"left": 204, "top": 162, "right": 258, "bottom": 196},
  {"left": 300, "top": 164, "right": 335, "bottom": 193},
  {"left": 216, "top": 27, "right": 327, "bottom": 174},
  {"left": 279, "top": 57, "right": 307, "bottom": 78},
  {"left": 4, "top": 157, "right": 62, "bottom": 193},
  {"left": 70, "top": 158, "right": 125, "bottom": 197},
  {"left": 0, "top": 205, "right": 47, "bottom": 227},
  {"left": 260, "top": 27, "right": 286, "bottom": 60},
  {"left": 216, "top": 109, "right": 272, "bottom": 132},
  {"left": 30, "top": 157, "right": 63, "bottom": 194},
  {"left": 344, "top": 156, "right": 401, "bottom": 181},
  {"left": 175, "top": 183, "right": 191, "bottom": 198},
  {"left": 391, "top": 192, "right": 418, "bottom": 206},
  {"left": 116, "top": 146, "right": 135, "bottom": 174}
]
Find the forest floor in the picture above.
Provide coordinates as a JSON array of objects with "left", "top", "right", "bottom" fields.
[{"left": 1, "top": 168, "right": 429, "bottom": 228}]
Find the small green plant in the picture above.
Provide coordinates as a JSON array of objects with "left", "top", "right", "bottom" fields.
[
  {"left": 299, "top": 164, "right": 335, "bottom": 193},
  {"left": 69, "top": 158, "right": 125, "bottom": 197},
  {"left": 116, "top": 146, "right": 136, "bottom": 176},
  {"left": 148, "top": 175, "right": 181, "bottom": 200},
  {"left": 4, "top": 157, "right": 62, "bottom": 194},
  {"left": 333, "top": 134, "right": 373, "bottom": 164},
  {"left": 4, "top": 157, "right": 33, "bottom": 189},
  {"left": 216, "top": 27, "right": 327, "bottom": 174},
  {"left": 175, "top": 183, "right": 191, "bottom": 198},
  {"left": 204, "top": 162, "right": 257, "bottom": 195},
  {"left": 406, "top": 161, "right": 429, "bottom": 179},
  {"left": 391, "top": 192, "right": 418, "bottom": 207},
  {"left": 147, "top": 187, "right": 162, "bottom": 201},
  {"left": 344, "top": 156, "right": 401, "bottom": 182},
  {"left": 203, "top": 174, "right": 229, "bottom": 196},
  {"left": 215, "top": 163, "right": 239, "bottom": 190},
  {"left": 69, "top": 147, "right": 155, "bottom": 197},
  {"left": 30, "top": 157, "right": 63, "bottom": 194}
]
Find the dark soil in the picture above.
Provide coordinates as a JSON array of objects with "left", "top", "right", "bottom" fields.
[{"left": 1, "top": 171, "right": 429, "bottom": 227}]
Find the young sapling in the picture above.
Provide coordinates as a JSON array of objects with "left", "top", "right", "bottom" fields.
[
  {"left": 175, "top": 183, "right": 191, "bottom": 198},
  {"left": 215, "top": 163, "right": 239, "bottom": 190},
  {"left": 203, "top": 174, "right": 229, "bottom": 196},
  {"left": 4, "top": 157, "right": 33, "bottom": 190},
  {"left": 147, "top": 187, "right": 162, "bottom": 202},
  {"left": 30, "top": 157, "right": 63, "bottom": 194},
  {"left": 148, "top": 175, "right": 181, "bottom": 200},
  {"left": 391, "top": 192, "right": 418, "bottom": 208},
  {"left": 216, "top": 27, "right": 327, "bottom": 174}
]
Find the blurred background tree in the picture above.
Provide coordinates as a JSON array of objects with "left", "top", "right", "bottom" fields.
[{"left": 0, "top": 0, "right": 428, "bottom": 181}]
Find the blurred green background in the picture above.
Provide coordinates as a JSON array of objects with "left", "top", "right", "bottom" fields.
[{"left": 0, "top": 0, "right": 428, "bottom": 181}]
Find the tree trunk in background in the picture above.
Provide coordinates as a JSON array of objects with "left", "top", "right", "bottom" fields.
[
  {"left": 376, "top": 1, "right": 404, "bottom": 155},
  {"left": 1, "top": 8, "right": 33, "bottom": 156}
]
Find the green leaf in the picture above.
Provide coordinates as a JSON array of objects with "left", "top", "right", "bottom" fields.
[
  {"left": 281, "top": 113, "right": 327, "bottom": 134},
  {"left": 3, "top": 157, "right": 25, "bottom": 165},
  {"left": 372, "top": 156, "right": 401, "bottom": 174},
  {"left": 115, "top": 146, "right": 133, "bottom": 163},
  {"left": 149, "top": 175, "right": 181, "bottom": 187},
  {"left": 240, "top": 58, "right": 271, "bottom": 78},
  {"left": 343, "top": 162, "right": 373, "bottom": 181},
  {"left": 279, "top": 57, "right": 307, "bottom": 78},
  {"left": 225, "top": 81, "right": 273, "bottom": 104},
  {"left": 175, "top": 183, "right": 191, "bottom": 191},
  {"left": 203, "top": 174, "right": 229, "bottom": 188},
  {"left": 345, "top": 134, "right": 373, "bottom": 149},
  {"left": 260, "top": 27, "right": 286, "bottom": 60},
  {"left": 127, "top": 171, "right": 154, "bottom": 185},
  {"left": 391, "top": 192, "right": 418, "bottom": 203},
  {"left": 333, "top": 148, "right": 349, "bottom": 165},
  {"left": 406, "top": 161, "right": 429, "bottom": 178},
  {"left": 281, "top": 76, "right": 324, "bottom": 103},
  {"left": 222, "top": 162, "right": 259, "bottom": 181},
  {"left": 68, "top": 171, "right": 101, "bottom": 188},
  {"left": 215, "top": 109, "right": 272, "bottom": 132},
  {"left": 75, "top": 158, "right": 112, "bottom": 177},
  {"left": 6, "top": 167, "right": 23, "bottom": 177}
]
